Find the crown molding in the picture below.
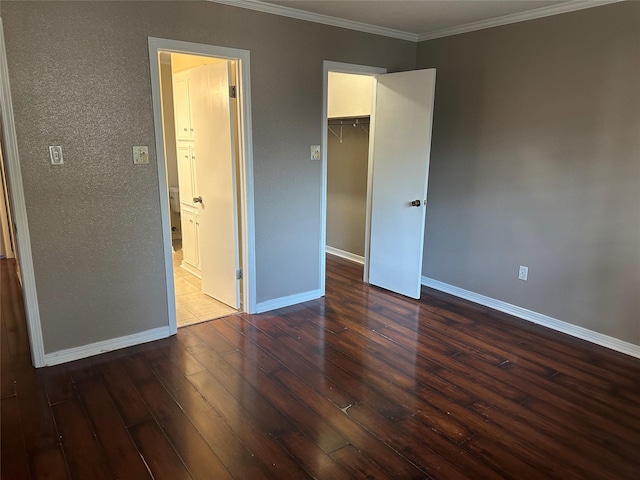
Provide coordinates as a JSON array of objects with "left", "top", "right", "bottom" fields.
[
  {"left": 210, "top": 0, "right": 419, "bottom": 42},
  {"left": 417, "top": 0, "right": 625, "bottom": 41},
  {"left": 211, "top": 0, "right": 624, "bottom": 44}
]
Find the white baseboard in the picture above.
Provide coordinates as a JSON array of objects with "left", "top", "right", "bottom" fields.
[
  {"left": 43, "top": 326, "right": 172, "bottom": 366},
  {"left": 180, "top": 261, "right": 201, "bottom": 279},
  {"left": 326, "top": 246, "right": 364, "bottom": 265},
  {"left": 255, "top": 289, "right": 322, "bottom": 314},
  {"left": 421, "top": 276, "right": 640, "bottom": 360}
]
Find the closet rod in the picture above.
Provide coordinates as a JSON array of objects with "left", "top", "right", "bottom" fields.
[{"left": 327, "top": 116, "right": 370, "bottom": 126}]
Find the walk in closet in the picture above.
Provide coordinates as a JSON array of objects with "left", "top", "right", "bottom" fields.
[{"left": 326, "top": 72, "right": 374, "bottom": 262}]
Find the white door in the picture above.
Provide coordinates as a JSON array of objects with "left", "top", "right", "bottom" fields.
[
  {"left": 368, "top": 69, "right": 436, "bottom": 299},
  {"left": 190, "top": 61, "right": 240, "bottom": 309}
]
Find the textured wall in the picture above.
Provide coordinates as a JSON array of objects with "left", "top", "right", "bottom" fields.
[
  {"left": 2, "top": 1, "right": 415, "bottom": 353},
  {"left": 417, "top": 2, "right": 640, "bottom": 343}
]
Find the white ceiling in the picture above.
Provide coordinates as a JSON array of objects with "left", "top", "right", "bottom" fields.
[{"left": 216, "top": 0, "right": 620, "bottom": 41}]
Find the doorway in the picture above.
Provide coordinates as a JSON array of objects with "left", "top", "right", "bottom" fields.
[
  {"left": 149, "top": 38, "right": 257, "bottom": 333},
  {"left": 321, "top": 62, "right": 437, "bottom": 299},
  {"left": 321, "top": 62, "right": 386, "bottom": 294},
  {"left": 325, "top": 72, "right": 373, "bottom": 267}
]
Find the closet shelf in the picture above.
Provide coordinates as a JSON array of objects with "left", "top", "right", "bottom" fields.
[{"left": 328, "top": 116, "right": 370, "bottom": 142}]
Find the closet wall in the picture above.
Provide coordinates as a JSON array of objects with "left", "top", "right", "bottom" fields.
[{"left": 326, "top": 73, "right": 373, "bottom": 258}]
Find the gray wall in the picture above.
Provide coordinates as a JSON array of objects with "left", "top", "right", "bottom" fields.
[
  {"left": 418, "top": 2, "right": 640, "bottom": 344},
  {"left": 327, "top": 124, "right": 369, "bottom": 256},
  {"left": 2, "top": 1, "right": 415, "bottom": 353}
]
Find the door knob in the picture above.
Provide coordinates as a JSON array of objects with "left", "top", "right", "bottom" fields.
[
  {"left": 193, "top": 196, "right": 203, "bottom": 204},
  {"left": 411, "top": 199, "right": 421, "bottom": 207}
]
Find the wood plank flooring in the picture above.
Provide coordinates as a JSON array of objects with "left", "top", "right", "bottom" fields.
[{"left": 2, "top": 255, "right": 639, "bottom": 479}]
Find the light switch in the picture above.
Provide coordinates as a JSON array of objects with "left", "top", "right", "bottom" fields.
[
  {"left": 49, "top": 146, "right": 64, "bottom": 165},
  {"left": 310, "top": 145, "right": 321, "bottom": 160},
  {"left": 133, "top": 146, "right": 149, "bottom": 165}
]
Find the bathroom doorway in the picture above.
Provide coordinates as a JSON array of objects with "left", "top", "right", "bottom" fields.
[
  {"left": 161, "top": 53, "right": 241, "bottom": 327},
  {"left": 149, "top": 39, "right": 256, "bottom": 331}
]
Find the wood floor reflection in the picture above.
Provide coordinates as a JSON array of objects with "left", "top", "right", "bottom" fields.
[{"left": 2, "top": 255, "right": 639, "bottom": 479}]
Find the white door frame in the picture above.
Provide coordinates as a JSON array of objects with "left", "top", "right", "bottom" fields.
[
  {"left": 148, "top": 38, "right": 257, "bottom": 332},
  {"left": 0, "top": 19, "right": 46, "bottom": 367},
  {"left": 320, "top": 61, "right": 386, "bottom": 294}
]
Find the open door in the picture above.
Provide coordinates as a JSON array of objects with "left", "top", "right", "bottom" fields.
[
  {"left": 190, "top": 61, "right": 241, "bottom": 309},
  {"left": 368, "top": 69, "right": 436, "bottom": 299}
]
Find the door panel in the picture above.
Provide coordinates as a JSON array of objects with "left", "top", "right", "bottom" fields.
[
  {"left": 181, "top": 207, "right": 199, "bottom": 270},
  {"left": 177, "top": 144, "right": 194, "bottom": 208},
  {"left": 190, "top": 62, "right": 240, "bottom": 309},
  {"left": 368, "top": 69, "right": 436, "bottom": 299},
  {"left": 173, "top": 75, "right": 192, "bottom": 140}
]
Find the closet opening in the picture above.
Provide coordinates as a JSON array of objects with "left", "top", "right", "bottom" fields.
[
  {"left": 321, "top": 63, "right": 385, "bottom": 293},
  {"left": 322, "top": 63, "right": 437, "bottom": 299},
  {"left": 326, "top": 112, "right": 371, "bottom": 265}
]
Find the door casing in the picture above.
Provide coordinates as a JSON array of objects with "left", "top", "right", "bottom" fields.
[
  {"left": 0, "top": 19, "right": 46, "bottom": 367},
  {"left": 321, "top": 61, "right": 386, "bottom": 295},
  {"left": 149, "top": 38, "right": 257, "bottom": 334}
]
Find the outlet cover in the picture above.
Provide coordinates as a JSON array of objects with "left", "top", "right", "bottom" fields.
[
  {"left": 518, "top": 265, "right": 529, "bottom": 281},
  {"left": 133, "top": 146, "right": 149, "bottom": 165},
  {"left": 49, "top": 146, "right": 64, "bottom": 165},
  {"left": 310, "top": 145, "right": 321, "bottom": 160}
]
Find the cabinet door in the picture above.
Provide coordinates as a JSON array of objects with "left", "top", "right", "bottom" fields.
[
  {"left": 173, "top": 75, "right": 193, "bottom": 140},
  {"left": 177, "top": 144, "right": 194, "bottom": 207},
  {"left": 181, "top": 207, "right": 200, "bottom": 270}
]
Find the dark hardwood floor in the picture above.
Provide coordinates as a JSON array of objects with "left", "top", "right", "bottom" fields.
[{"left": 2, "top": 255, "right": 639, "bottom": 479}]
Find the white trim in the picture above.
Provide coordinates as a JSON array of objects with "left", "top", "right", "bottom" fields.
[
  {"left": 421, "top": 276, "right": 640, "bottom": 360},
  {"left": 321, "top": 61, "right": 386, "bottom": 295},
  {"left": 326, "top": 246, "right": 364, "bottom": 265},
  {"left": 211, "top": 0, "right": 417, "bottom": 42},
  {"left": 211, "top": 0, "right": 621, "bottom": 43},
  {"left": 0, "top": 20, "right": 46, "bottom": 368},
  {"left": 255, "top": 289, "right": 322, "bottom": 314},
  {"left": 148, "top": 38, "right": 257, "bottom": 333},
  {"left": 417, "top": 0, "right": 623, "bottom": 41},
  {"left": 43, "top": 326, "right": 172, "bottom": 367}
]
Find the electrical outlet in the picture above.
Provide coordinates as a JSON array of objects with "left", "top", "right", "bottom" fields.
[
  {"left": 518, "top": 265, "right": 529, "bottom": 281},
  {"left": 133, "top": 146, "right": 149, "bottom": 165},
  {"left": 310, "top": 145, "right": 321, "bottom": 160},
  {"left": 49, "top": 146, "right": 64, "bottom": 165}
]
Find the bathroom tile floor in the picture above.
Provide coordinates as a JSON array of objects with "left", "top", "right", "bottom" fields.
[{"left": 172, "top": 249, "right": 237, "bottom": 327}]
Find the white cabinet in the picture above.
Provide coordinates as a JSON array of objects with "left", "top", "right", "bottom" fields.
[
  {"left": 177, "top": 142, "right": 200, "bottom": 276},
  {"left": 180, "top": 206, "right": 200, "bottom": 274},
  {"left": 177, "top": 143, "right": 196, "bottom": 208},
  {"left": 173, "top": 73, "right": 194, "bottom": 141},
  {"left": 174, "top": 69, "right": 200, "bottom": 276}
]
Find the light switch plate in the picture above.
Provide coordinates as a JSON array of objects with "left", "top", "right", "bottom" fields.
[
  {"left": 310, "top": 145, "right": 321, "bottom": 161},
  {"left": 133, "top": 146, "right": 149, "bottom": 165},
  {"left": 49, "top": 146, "right": 64, "bottom": 165}
]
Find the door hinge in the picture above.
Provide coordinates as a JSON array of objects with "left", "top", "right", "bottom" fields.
[
  {"left": 236, "top": 269, "right": 243, "bottom": 280},
  {"left": 229, "top": 85, "right": 237, "bottom": 98}
]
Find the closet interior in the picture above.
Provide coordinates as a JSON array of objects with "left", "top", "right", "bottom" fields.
[{"left": 326, "top": 72, "right": 374, "bottom": 263}]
